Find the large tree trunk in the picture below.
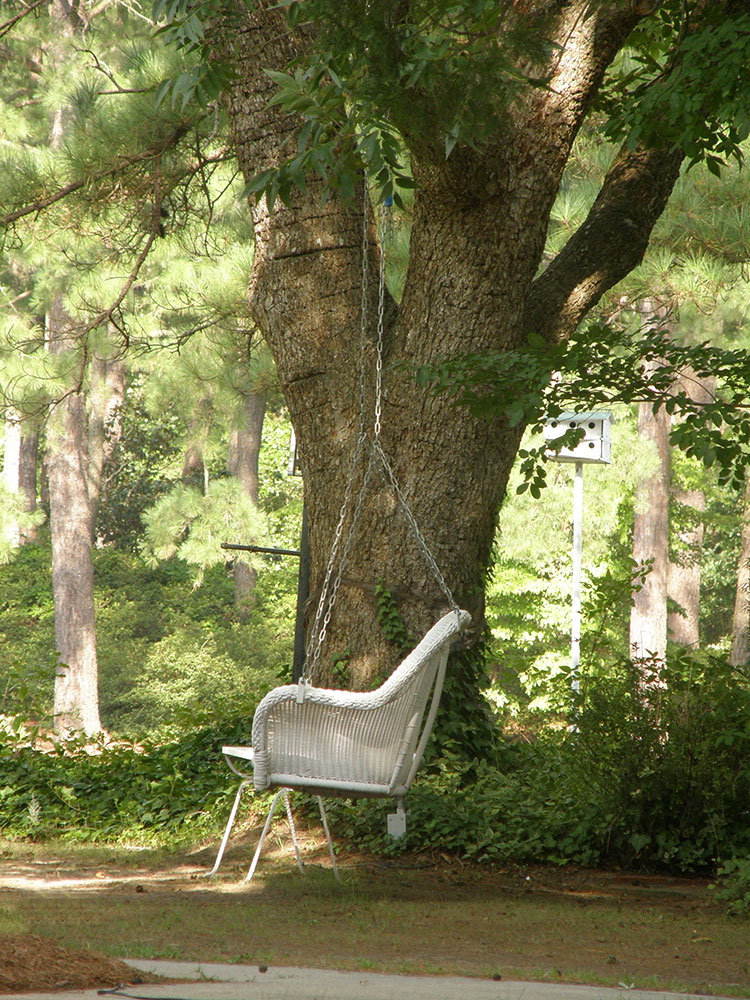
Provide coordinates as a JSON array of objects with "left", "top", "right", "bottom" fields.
[
  {"left": 215, "top": 2, "right": 684, "bottom": 697},
  {"left": 227, "top": 390, "right": 266, "bottom": 618},
  {"left": 730, "top": 475, "right": 750, "bottom": 667}
]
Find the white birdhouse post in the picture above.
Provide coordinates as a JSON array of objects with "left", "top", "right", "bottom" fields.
[{"left": 543, "top": 412, "right": 612, "bottom": 695}]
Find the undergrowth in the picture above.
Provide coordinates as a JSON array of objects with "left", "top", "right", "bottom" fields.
[
  {"left": 0, "top": 722, "right": 251, "bottom": 844},
  {"left": 1, "top": 646, "right": 748, "bottom": 887}
]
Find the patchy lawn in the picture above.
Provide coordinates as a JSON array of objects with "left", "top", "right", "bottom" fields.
[{"left": 1, "top": 832, "right": 749, "bottom": 996}]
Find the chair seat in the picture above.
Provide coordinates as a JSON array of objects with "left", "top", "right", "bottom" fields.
[
  {"left": 223, "top": 745, "right": 254, "bottom": 761},
  {"left": 222, "top": 746, "right": 255, "bottom": 779}
]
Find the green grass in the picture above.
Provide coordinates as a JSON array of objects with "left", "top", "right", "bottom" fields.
[{"left": 2, "top": 838, "right": 749, "bottom": 996}]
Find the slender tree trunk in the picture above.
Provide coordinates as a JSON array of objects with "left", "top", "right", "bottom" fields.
[
  {"left": 46, "top": 0, "right": 101, "bottom": 735},
  {"left": 47, "top": 301, "right": 101, "bottom": 736},
  {"left": 730, "top": 474, "right": 750, "bottom": 666},
  {"left": 88, "top": 353, "right": 126, "bottom": 537},
  {"left": 18, "top": 426, "right": 39, "bottom": 541},
  {"left": 181, "top": 441, "right": 205, "bottom": 490},
  {"left": 3, "top": 413, "right": 39, "bottom": 546},
  {"left": 227, "top": 390, "right": 267, "bottom": 619},
  {"left": 4, "top": 415, "right": 22, "bottom": 547},
  {"left": 667, "top": 490, "right": 703, "bottom": 647},
  {"left": 630, "top": 335, "right": 671, "bottom": 665},
  {"left": 667, "top": 373, "right": 714, "bottom": 647}
]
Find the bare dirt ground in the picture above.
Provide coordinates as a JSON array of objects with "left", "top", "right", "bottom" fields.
[{"left": 2, "top": 832, "right": 749, "bottom": 997}]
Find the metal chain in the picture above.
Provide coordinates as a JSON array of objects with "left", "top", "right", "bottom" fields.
[
  {"left": 300, "top": 179, "right": 459, "bottom": 688},
  {"left": 304, "top": 447, "right": 377, "bottom": 681},
  {"left": 301, "top": 176, "right": 374, "bottom": 685},
  {"left": 372, "top": 441, "right": 460, "bottom": 614},
  {"left": 357, "top": 179, "right": 371, "bottom": 439},
  {"left": 373, "top": 202, "right": 387, "bottom": 443}
]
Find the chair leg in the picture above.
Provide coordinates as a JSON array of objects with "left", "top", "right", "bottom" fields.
[
  {"left": 207, "top": 777, "right": 252, "bottom": 877},
  {"left": 282, "top": 789, "right": 305, "bottom": 876},
  {"left": 317, "top": 796, "right": 339, "bottom": 882},
  {"left": 244, "top": 788, "right": 287, "bottom": 883}
]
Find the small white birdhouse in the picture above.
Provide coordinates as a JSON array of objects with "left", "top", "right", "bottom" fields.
[{"left": 543, "top": 411, "right": 612, "bottom": 464}]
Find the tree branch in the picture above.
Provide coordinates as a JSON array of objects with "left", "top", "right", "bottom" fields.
[
  {"left": 0, "top": 0, "right": 47, "bottom": 40},
  {"left": 524, "top": 141, "right": 684, "bottom": 344},
  {"left": 0, "top": 125, "right": 189, "bottom": 227}
]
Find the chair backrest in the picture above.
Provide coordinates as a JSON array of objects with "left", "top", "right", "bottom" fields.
[{"left": 381, "top": 608, "right": 471, "bottom": 792}]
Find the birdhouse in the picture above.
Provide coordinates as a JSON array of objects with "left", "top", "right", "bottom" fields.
[{"left": 543, "top": 411, "right": 611, "bottom": 464}]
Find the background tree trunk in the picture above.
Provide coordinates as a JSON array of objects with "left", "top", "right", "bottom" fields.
[
  {"left": 88, "top": 353, "right": 126, "bottom": 536},
  {"left": 3, "top": 414, "right": 39, "bottom": 546},
  {"left": 47, "top": 302, "right": 101, "bottom": 736},
  {"left": 227, "top": 390, "right": 266, "bottom": 619},
  {"left": 181, "top": 440, "right": 205, "bottom": 491},
  {"left": 45, "top": 0, "right": 102, "bottom": 736},
  {"left": 629, "top": 339, "right": 671, "bottom": 665},
  {"left": 667, "top": 489, "right": 703, "bottom": 647},
  {"left": 730, "top": 474, "right": 750, "bottom": 667}
]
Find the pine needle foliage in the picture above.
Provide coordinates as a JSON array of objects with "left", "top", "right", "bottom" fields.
[{"left": 141, "top": 478, "right": 268, "bottom": 583}]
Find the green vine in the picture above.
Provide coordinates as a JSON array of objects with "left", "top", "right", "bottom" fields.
[
  {"left": 329, "top": 647, "right": 351, "bottom": 686},
  {"left": 374, "top": 580, "right": 415, "bottom": 657}
]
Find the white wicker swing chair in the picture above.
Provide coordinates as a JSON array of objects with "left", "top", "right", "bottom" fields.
[
  {"left": 208, "top": 607, "right": 469, "bottom": 882},
  {"left": 208, "top": 192, "right": 470, "bottom": 882}
]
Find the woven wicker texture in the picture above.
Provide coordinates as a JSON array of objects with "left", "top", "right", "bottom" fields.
[{"left": 251, "top": 609, "right": 471, "bottom": 794}]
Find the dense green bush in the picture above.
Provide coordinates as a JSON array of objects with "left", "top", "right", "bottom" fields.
[
  {"left": 0, "top": 646, "right": 747, "bottom": 874},
  {"left": 713, "top": 858, "right": 750, "bottom": 917},
  {"left": 572, "top": 651, "right": 750, "bottom": 871},
  {"left": 328, "top": 649, "right": 750, "bottom": 874},
  {"left": 0, "top": 721, "right": 254, "bottom": 843},
  {"left": 0, "top": 541, "right": 295, "bottom": 734}
]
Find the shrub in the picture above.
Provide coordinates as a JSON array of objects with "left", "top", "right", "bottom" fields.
[
  {"left": 573, "top": 650, "right": 750, "bottom": 871},
  {"left": 712, "top": 858, "right": 750, "bottom": 918},
  {"left": 330, "top": 649, "right": 750, "bottom": 874},
  {"left": 0, "top": 721, "right": 256, "bottom": 843}
]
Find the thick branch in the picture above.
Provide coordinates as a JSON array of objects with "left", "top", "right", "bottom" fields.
[{"left": 524, "top": 141, "right": 684, "bottom": 343}]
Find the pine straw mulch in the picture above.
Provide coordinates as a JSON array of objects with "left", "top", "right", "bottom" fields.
[{"left": 0, "top": 935, "right": 163, "bottom": 995}]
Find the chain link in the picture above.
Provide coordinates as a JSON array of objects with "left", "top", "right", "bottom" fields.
[
  {"left": 373, "top": 202, "right": 387, "bottom": 443},
  {"left": 372, "top": 441, "right": 460, "bottom": 615},
  {"left": 301, "top": 176, "right": 374, "bottom": 684}
]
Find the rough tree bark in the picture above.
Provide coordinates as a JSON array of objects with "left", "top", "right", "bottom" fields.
[
  {"left": 667, "top": 486, "right": 704, "bottom": 647},
  {"left": 3, "top": 412, "right": 39, "bottom": 546},
  {"left": 88, "top": 352, "right": 126, "bottom": 535},
  {"left": 214, "top": 2, "right": 686, "bottom": 688},
  {"left": 227, "top": 389, "right": 267, "bottom": 618},
  {"left": 730, "top": 474, "right": 750, "bottom": 667},
  {"left": 45, "top": 0, "right": 102, "bottom": 736},
  {"left": 629, "top": 392, "right": 670, "bottom": 664},
  {"left": 47, "top": 302, "right": 102, "bottom": 736},
  {"left": 629, "top": 302, "right": 673, "bottom": 667}
]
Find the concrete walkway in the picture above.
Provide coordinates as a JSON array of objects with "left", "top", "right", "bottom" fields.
[{"left": 7, "top": 961, "right": 745, "bottom": 1000}]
